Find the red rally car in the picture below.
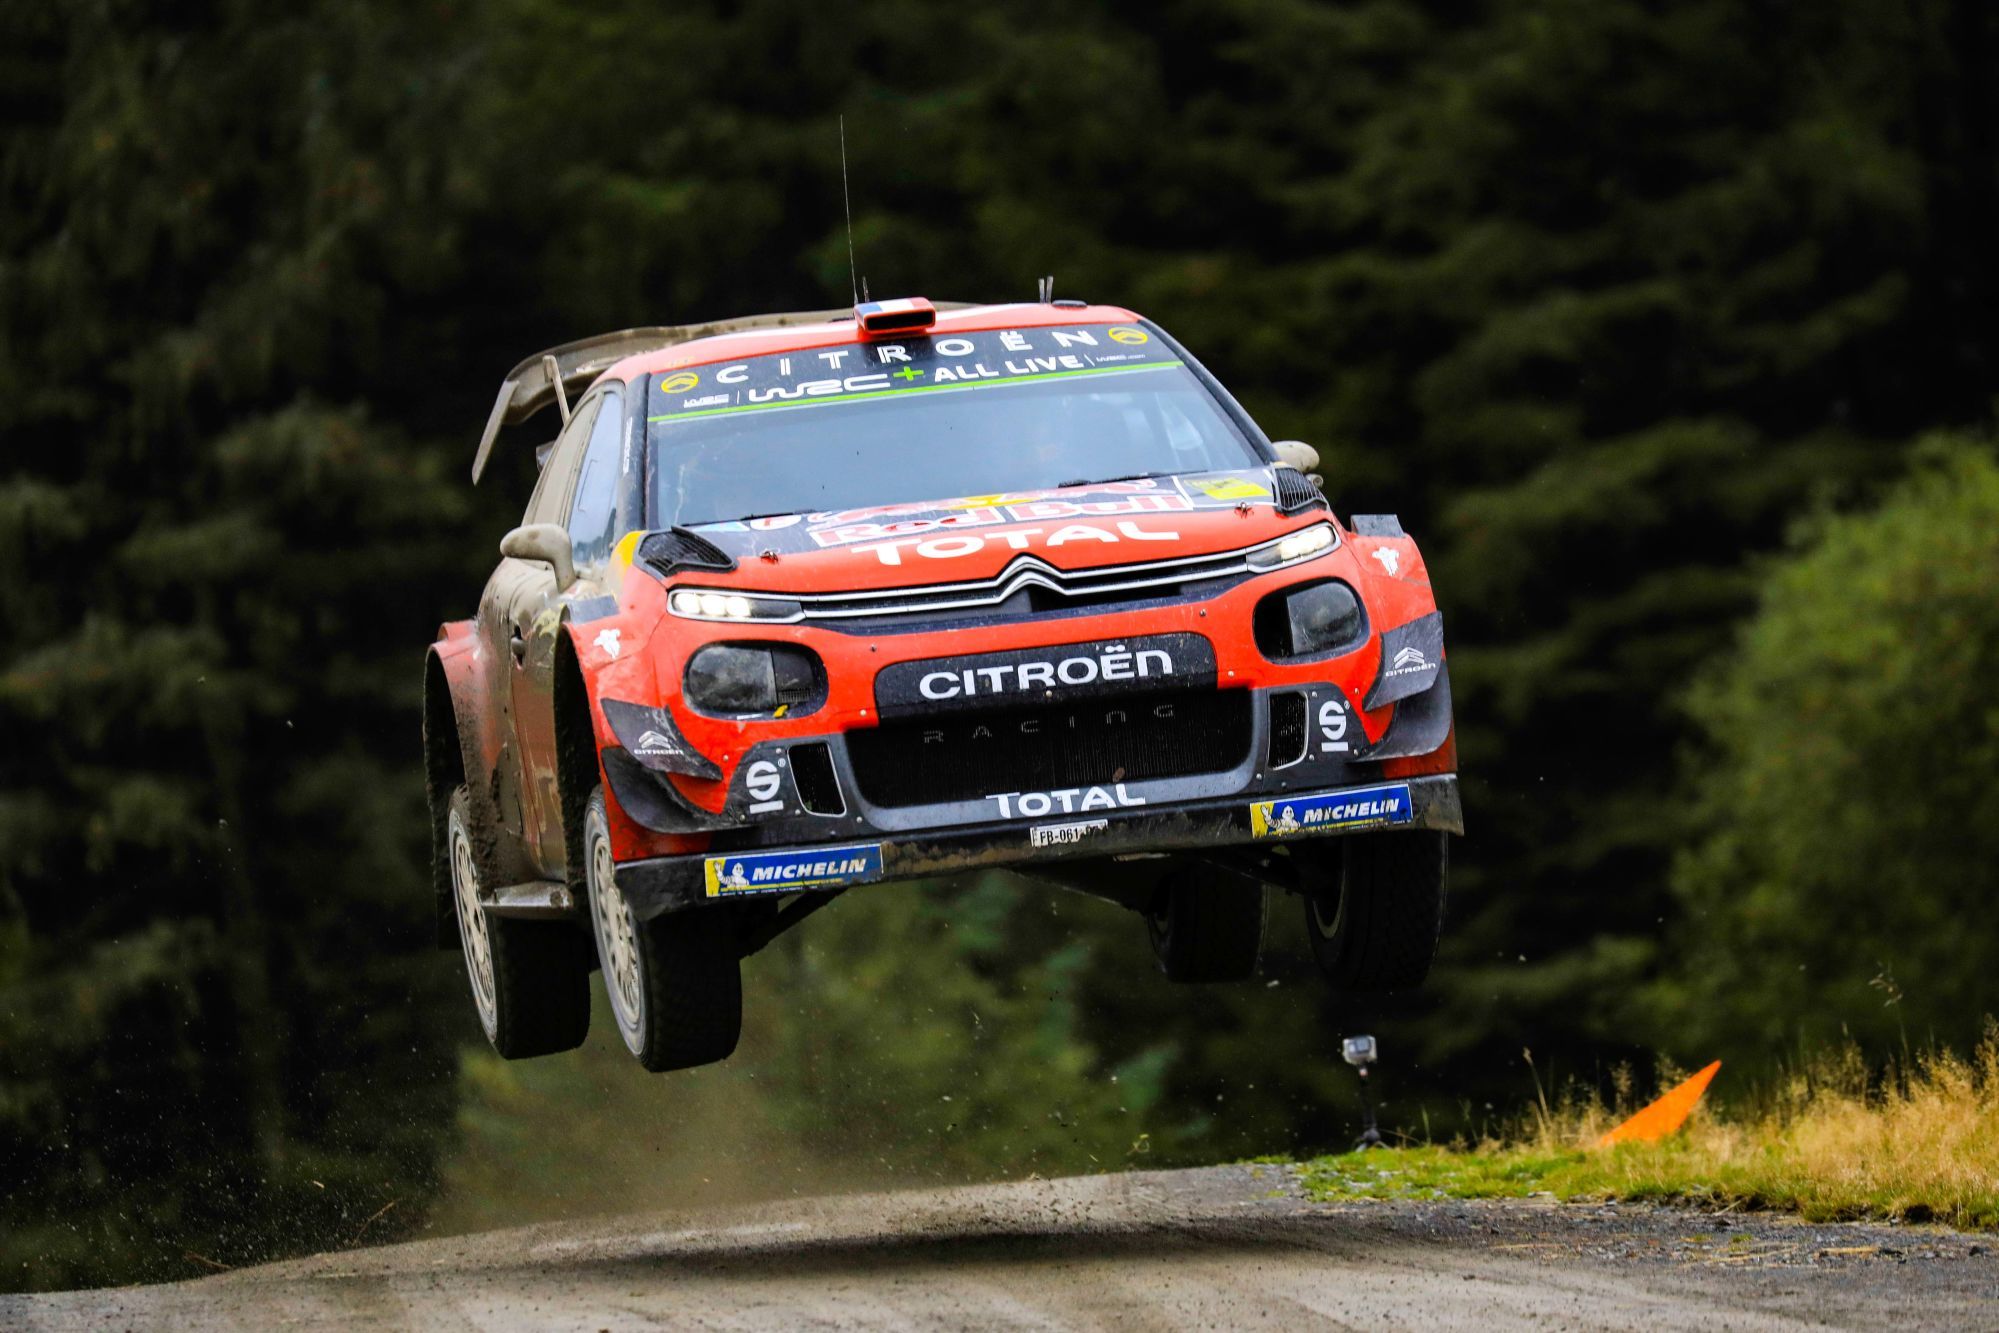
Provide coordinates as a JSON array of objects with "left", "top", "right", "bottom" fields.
[{"left": 424, "top": 297, "right": 1461, "bottom": 1072}]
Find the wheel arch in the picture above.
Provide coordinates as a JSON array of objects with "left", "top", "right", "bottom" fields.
[
  {"left": 553, "top": 631, "right": 604, "bottom": 894},
  {"left": 424, "top": 645, "right": 471, "bottom": 948}
]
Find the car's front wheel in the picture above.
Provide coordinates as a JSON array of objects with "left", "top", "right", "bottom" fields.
[
  {"left": 447, "top": 785, "right": 591, "bottom": 1057},
  {"left": 1301, "top": 830, "right": 1448, "bottom": 992},
  {"left": 584, "top": 788, "right": 742, "bottom": 1072},
  {"left": 1146, "top": 862, "right": 1266, "bottom": 983}
]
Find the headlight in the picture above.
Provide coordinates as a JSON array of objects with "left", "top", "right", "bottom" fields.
[
  {"left": 1247, "top": 522, "right": 1336, "bottom": 570},
  {"left": 669, "top": 588, "right": 802, "bottom": 622},
  {"left": 1253, "top": 580, "right": 1366, "bottom": 660},
  {"left": 683, "top": 643, "right": 824, "bottom": 717}
]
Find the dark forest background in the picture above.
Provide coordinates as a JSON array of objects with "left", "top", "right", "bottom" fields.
[{"left": 3, "top": 0, "right": 1995, "bottom": 1292}]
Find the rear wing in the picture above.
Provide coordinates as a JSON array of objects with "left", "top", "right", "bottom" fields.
[
  {"left": 469, "top": 304, "right": 973, "bottom": 482},
  {"left": 469, "top": 309, "right": 848, "bottom": 483}
]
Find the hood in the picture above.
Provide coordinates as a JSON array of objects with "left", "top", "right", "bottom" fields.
[{"left": 668, "top": 469, "right": 1312, "bottom": 594}]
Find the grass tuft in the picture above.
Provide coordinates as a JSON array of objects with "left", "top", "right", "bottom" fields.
[{"left": 1297, "top": 1025, "right": 1999, "bottom": 1231}]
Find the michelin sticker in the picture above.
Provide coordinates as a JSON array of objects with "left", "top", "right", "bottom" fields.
[
  {"left": 704, "top": 843, "right": 884, "bottom": 897},
  {"left": 1250, "top": 783, "right": 1413, "bottom": 838}
]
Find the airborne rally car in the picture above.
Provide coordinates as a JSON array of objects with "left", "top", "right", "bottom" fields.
[{"left": 424, "top": 297, "right": 1461, "bottom": 1071}]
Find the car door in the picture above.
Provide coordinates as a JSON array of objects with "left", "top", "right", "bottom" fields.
[
  {"left": 506, "top": 385, "right": 628, "bottom": 874},
  {"left": 474, "top": 393, "right": 603, "bottom": 881}
]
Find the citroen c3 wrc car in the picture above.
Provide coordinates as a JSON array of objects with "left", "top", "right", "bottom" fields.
[{"left": 424, "top": 297, "right": 1461, "bottom": 1071}]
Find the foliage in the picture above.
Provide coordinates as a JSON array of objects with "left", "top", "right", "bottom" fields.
[
  {"left": 0, "top": 2, "right": 479, "bottom": 1289},
  {"left": 754, "top": 876, "right": 1171, "bottom": 1175},
  {"left": 1297, "top": 1025, "right": 1999, "bottom": 1232},
  {"left": 1661, "top": 438, "right": 1999, "bottom": 1060}
]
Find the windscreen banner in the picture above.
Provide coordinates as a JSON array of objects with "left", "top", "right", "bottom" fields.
[{"left": 647, "top": 324, "right": 1181, "bottom": 425}]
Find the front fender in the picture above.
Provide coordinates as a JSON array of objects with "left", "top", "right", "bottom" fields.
[
  {"left": 558, "top": 589, "right": 714, "bottom": 863},
  {"left": 561, "top": 597, "right": 664, "bottom": 754}
]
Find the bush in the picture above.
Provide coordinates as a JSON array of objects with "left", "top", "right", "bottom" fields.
[{"left": 1659, "top": 437, "right": 1999, "bottom": 1063}]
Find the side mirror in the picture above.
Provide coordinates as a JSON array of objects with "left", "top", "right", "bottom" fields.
[
  {"left": 1272, "top": 440, "right": 1321, "bottom": 475},
  {"left": 499, "top": 523, "right": 576, "bottom": 588}
]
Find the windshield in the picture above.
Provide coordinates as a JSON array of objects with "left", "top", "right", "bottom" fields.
[{"left": 645, "top": 323, "right": 1262, "bottom": 527}]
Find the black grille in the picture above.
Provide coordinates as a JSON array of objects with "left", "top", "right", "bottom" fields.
[
  {"left": 1269, "top": 692, "right": 1307, "bottom": 767},
  {"left": 847, "top": 690, "right": 1253, "bottom": 808},
  {"left": 790, "top": 742, "right": 845, "bottom": 815},
  {"left": 640, "top": 527, "right": 735, "bottom": 576},
  {"left": 1274, "top": 466, "right": 1328, "bottom": 514}
]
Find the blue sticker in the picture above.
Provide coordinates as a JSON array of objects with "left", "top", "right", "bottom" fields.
[
  {"left": 1250, "top": 783, "right": 1414, "bottom": 838},
  {"left": 703, "top": 843, "right": 883, "bottom": 897}
]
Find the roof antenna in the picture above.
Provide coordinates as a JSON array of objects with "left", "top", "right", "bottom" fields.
[
  {"left": 1038, "top": 274, "right": 1054, "bottom": 303},
  {"left": 840, "top": 115, "right": 859, "bottom": 307}
]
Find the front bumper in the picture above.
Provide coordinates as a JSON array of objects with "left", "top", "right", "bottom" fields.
[{"left": 614, "top": 771, "right": 1460, "bottom": 920}]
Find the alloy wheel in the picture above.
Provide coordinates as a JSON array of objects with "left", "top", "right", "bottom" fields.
[
  {"left": 448, "top": 801, "right": 499, "bottom": 1038},
  {"left": 587, "top": 803, "right": 647, "bottom": 1053}
]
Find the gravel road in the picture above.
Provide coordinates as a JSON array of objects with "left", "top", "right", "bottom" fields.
[{"left": 8, "top": 1164, "right": 1995, "bottom": 1330}]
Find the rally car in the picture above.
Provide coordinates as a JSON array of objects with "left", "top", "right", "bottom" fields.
[{"left": 424, "top": 296, "right": 1460, "bottom": 1071}]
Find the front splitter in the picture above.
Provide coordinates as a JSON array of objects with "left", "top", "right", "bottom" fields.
[{"left": 613, "top": 774, "right": 1461, "bottom": 919}]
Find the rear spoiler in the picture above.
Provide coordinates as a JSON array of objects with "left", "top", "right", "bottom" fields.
[{"left": 469, "top": 304, "right": 972, "bottom": 483}]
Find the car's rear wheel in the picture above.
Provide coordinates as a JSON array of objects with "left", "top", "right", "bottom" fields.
[
  {"left": 447, "top": 785, "right": 591, "bottom": 1057},
  {"left": 1302, "top": 830, "right": 1448, "bottom": 992},
  {"left": 584, "top": 788, "right": 742, "bottom": 1072},
  {"left": 1147, "top": 862, "right": 1266, "bottom": 983}
]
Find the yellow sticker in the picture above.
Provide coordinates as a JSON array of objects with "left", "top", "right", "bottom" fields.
[
  {"left": 1107, "top": 326, "right": 1149, "bottom": 345},
  {"left": 659, "top": 371, "right": 700, "bottom": 393},
  {"left": 606, "top": 529, "right": 642, "bottom": 590},
  {"left": 1189, "top": 476, "right": 1271, "bottom": 501}
]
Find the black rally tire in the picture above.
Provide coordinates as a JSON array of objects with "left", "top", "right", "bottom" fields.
[
  {"left": 1303, "top": 829, "right": 1448, "bottom": 992},
  {"left": 1147, "top": 863, "right": 1267, "bottom": 983},
  {"left": 584, "top": 788, "right": 742, "bottom": 1072},
  {"left": 446, "top": 785, "right": 591, "bottom": 1058}
]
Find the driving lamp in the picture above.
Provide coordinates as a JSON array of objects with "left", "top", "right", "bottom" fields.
[
  {"left": 683, "top": 643, "right": 823, "bottom": 717},
  {"left": 1254, "top": 579, "right": 1365, "bottom": 660}
]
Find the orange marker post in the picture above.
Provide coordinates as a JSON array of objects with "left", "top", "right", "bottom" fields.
[{"left": 1599, "top": 1060, "right": 1721, "bottom": 1146}]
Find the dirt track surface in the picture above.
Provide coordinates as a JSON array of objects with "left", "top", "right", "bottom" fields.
[{"left": 9, "top": 1165, "right": 1996, "bottom": 1330}]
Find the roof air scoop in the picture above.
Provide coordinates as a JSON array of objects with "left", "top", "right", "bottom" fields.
[{"left": 855, "top": 297, "right": 936, "bottom": 337}]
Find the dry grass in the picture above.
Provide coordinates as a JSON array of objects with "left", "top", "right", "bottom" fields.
[{"left": 1299, "top": 1024, "right": 1999, "bottom": 1231}]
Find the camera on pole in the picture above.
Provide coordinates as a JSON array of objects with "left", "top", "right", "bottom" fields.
[{"left": 1343, "top": 1034, "right": 1384, "bottom": 1151}]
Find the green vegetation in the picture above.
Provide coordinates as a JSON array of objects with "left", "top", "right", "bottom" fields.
[
  {"left": 1299, "top": 1029, "right": 1999, "bottom": 1232},
  {"left": 1665, "top": 439, "right": 1999, "bottom": 1060},
  {"left": 3, "top": 0, "right": 1996, "bottom": 1291}
]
